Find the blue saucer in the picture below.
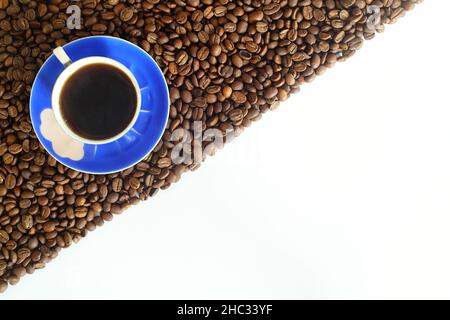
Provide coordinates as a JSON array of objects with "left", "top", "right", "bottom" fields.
[{"left": 30, "top": 36, "right": 169, "bottom": 174}]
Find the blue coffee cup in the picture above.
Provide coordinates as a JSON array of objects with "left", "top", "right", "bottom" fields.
[{"left": 30, "top": 36, "right": 170, "bottom": 174}]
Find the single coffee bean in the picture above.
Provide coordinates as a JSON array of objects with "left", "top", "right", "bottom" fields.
[
  {"left": 120, "top": 8, "right": 134, "bottom": 22},
  {"left": 0, "top": 230, "right": 9, "bottom": 244},
  {"left": 0, "top": 100, "right": 8, "bottom": 109},
  {"left": 0, "top": 263, "right": 7, "bottom": 278},
  {"left": 129, "top": 177, "right": 140, "bottom": 190},
  {"left": 106, "top": 192, "right": 119, "bottom": 203},
  {"left": 231, "top": 91, "right": 246, "bottom": 104},
  {"left": 5, "top": 174, "right": 16, "bottom": 189},
  {"left": 111, "top": 178, "right": 123, "bottom": 192},
  {"left": 248, "top": 10, "right": 264, "bottom": 22},
  {"left": 43, "top": 221, "right": 57, "bottom": 233},
  {"left": 181, "top": 90, "right": 192, "bottom": 103},
  {"left": 0, "top": 280, "right": 7, "bottom": 294},
  {"left": 87, "top": 182, "right": 98, "bottom": 193},
  {"left": 197, "top": 47, "right": 209, "bottom": 61},
  {"left": 17, "top": 248, "right": 31, "bottom": 260},
  {"left": 0, "top": 0, "right": 9, "bottom": 10},
  {"left": 264, "top": 87, "right": 278, "bottom": 99},
  {"left": 263, "top": 3, "right": 280, "bottom": 15}
]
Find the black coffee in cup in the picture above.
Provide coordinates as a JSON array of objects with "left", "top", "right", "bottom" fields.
[{"left": 59, "top": 63, "right": 138, "bottom": 141}]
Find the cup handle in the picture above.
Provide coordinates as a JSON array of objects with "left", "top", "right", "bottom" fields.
[{"left": 53, "top": 47, "right": 72, "bottom": 68}]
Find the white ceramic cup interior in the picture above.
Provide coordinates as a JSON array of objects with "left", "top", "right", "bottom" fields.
[{"left": 52, "top": 56, "right": 141, "bottom": 145}]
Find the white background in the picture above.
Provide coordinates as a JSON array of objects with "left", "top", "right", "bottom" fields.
[{"left": 4, "top": 1, "right": 450, "bottom": 299}]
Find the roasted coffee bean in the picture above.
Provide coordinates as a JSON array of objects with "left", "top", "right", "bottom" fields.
[
  {"left": 0, "top": 0, "right": 419, "bottom": 292},
  {"left": 129, "top": 177, "right": 140, "bottom": 190},
  {"left": 264, "top": 87, "right": 278, "bottom": 99},
  {"left": 0, "top": 0, "right": 9, "bottom": 11},
  {"left": 0, "top": 262, "right": 6, "bottom": 274},
  {"left": 5, "top": 174, "right": 16, "bottom": 189},
  {"left": 197, "top": 47, "right": 209, "bottom": 61},
  {"left": 111, "top": 178, "right": 123, "bottom": 192},
  {"left": 0, "top": 231, "right": 9, "bottom": 244},
  {"left": 0, "top": 277, "right": 7, "bottom": 293},
  {"left": 106, "top": 192, "right": 119, "bottom": 204},
  {"left": 248, "top": 10, "right": 264, "bottom": 23},
  {"left": 120, "top": 8, "right": 134, "bottom": 22},
  {"left": 42, "top": 221, "right": 57, "bottom": 233}
]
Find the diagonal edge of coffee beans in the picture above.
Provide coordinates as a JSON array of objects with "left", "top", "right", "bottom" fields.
[{"left": 0, "top": 0, "right": 421, "bottom": 293}]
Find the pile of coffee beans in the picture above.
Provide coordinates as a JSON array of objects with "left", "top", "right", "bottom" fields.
[{"left": 0, "top": 0, "right": 420, "bottom": 293}]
